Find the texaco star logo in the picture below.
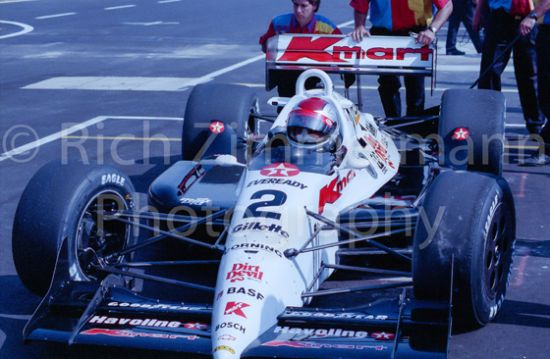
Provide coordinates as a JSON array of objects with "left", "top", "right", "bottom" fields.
[
  {"left": 209, "top": 120, "right": 225, "bottom": 134},
  {"left": 452, "top": 127, "right": 470, "bottom": 140},
  {"left": 371, "top": 332, "right": 395, "bottom": 340},
  {"left": 183, "top": 322, "right": 209, "bottom": 330},
  {"left": 260, "top": 162, "right": 300, "bottom": 177}
]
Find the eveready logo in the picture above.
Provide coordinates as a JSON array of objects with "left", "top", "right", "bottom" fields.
[
  {"left": 318, "top": 170, "right": 356, "bottom": 213},
  {"left": 279, "top": 36, "right": 432, "bottom": 63},
  {"left": 274, "top": 326, "right": 368, "bottom": 338},
  {"left": 226, "top": 263, "right": 264, "bottom": 283}
]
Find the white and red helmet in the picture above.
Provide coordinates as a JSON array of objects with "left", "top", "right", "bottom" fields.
[{"left": 287, "top": 97, "right": 338, "bottom": 148}]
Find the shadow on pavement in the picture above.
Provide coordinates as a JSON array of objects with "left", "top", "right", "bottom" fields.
[{"left": 494, "top": 299, "right": 550, "bottom": 329}]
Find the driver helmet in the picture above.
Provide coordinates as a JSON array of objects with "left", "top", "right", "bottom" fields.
[{"left": 287, "top": 97, "right": 339, "bottom": 149}]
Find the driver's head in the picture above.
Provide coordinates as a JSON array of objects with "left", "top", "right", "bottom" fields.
[{"left": 287, "top": 97, "right": 338, "bottom": 148}]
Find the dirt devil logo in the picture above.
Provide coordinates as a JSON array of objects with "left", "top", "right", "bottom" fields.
[{"left": 226, "top": 263, "right": 264, "bottom": 283}]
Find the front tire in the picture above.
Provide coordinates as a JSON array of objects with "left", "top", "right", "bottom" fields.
[
  {"left": 413, "top": 171, "right": 515, "bottom": 328},
  {"left": 12, "top": 161, "right": 135, "bottom": 296}
]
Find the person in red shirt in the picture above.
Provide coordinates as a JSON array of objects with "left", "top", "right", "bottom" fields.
[
  {"left": 350, "top": 0, "right": 453, "bottom": 117},
  {"left": 259, "top": 0, "right": 342, "bottom": 97}
]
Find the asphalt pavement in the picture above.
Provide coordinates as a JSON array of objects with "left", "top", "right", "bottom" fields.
[{"left": 1, "top": 0, "right": 549, "bottom": 358}]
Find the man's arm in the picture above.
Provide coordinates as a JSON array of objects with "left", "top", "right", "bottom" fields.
[
  {"left": 417, "top": 1, "right": 453, "bottom": 45},
  {"left": 350, "top": 0, "right": 370, "bottom": 41},
  {"left": 520, "top": 0, "right": 550, "bottom": 36}
]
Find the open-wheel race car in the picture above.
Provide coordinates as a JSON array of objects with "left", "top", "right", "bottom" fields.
[{"left": 12, "top": 35, "right": 515, "bottom": 358}]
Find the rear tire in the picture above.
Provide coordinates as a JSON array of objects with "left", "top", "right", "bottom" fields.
[
  {"left": 413, "top": 171, "right": 515, "bottom": 328},
  {"left": 182, "top": 83, "right": 258, "bottom": 161},
  {"left": 12, "top": 161, "right": 135, "bottom": 296},
  {"left": 439, "top": 89, "right": 505, "bottom": 176}
]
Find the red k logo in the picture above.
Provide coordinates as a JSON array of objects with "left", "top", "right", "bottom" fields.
[
  {"left": 224, "top": 301, "right": 250, "bottom": 318},
  {"left": 279, "top": 36, "right": 344, "bottom": 63}
]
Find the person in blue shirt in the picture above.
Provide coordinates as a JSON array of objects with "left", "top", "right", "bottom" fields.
[{"left": 518, "top": 0, "right": 550, "bottom": 165}]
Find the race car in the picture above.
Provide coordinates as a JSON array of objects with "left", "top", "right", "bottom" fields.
[{"left": 12, "top": 35, "right": 515, "bottom": 359}]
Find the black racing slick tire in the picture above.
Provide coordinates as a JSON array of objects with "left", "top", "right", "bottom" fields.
[
  {"left": 412, "top": 171, "right": 515, "bottom": 328},
  {"left": 182, "top": 83, "right": 258, "bottom": 161},
  {"left": 439, "top": 89, "right": 505, "bottom": 176},
  {"left": 12, "top": 161, "right": 135, "bottom": 296}
]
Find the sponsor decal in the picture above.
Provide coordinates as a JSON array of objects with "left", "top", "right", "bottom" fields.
[
  {"left": 279, "top": 36, "right": 432, "bottom": 63},
  {"left": 216, "top": 290, "right": 224, "bottom": 301},
  {"left": 232, "top": 222, "right": 289, "bottom": 238},
  {"left": 318, "top": 170, "right": 356, "bottom": 213},
  {"left": 106, "top": 301, "right": 207, "bottom": 311},
  {"left": 218, "top": 334, "right": 237, "bottom": 341},
  {"left": 214, "top": 345, "right": 235, "bottom": 354},
  {"left": 224, "top": 301, "right": 250, "bottom": 318},
  {"left": 283, "top": 311, "right": 387, "bottom": 320},
  {"left": 226, "top": 287, "right": 264, "bottom": 301},
  {"left": 263, "top": 340, "right": 387, "bottom": 351},
  {"left": 371, "top": 332, "right": 395, "bottom": 341},
  {"left": 225, "top": 242, "right": 283, "bottom": 258},
  {"left": 365, "top": 134, "right": 395, "bottom": 170},
  {"left": 82, "top": 328, "right": 198, "bottom": 340},
  {"left": 260, "top": 162, "right": 300, "bottom": 177},
  {"left": 247, "top": 178, "right": 307, "bottom": 190},
  {"left": 226, "top": 263, "right": 264, "bottom": 283},
  {"left": 183, "top": 322, "right": 209, "bottom": 330},
  {"left": 101, "top": 173, "right": 126, "bottom": 187},
  {"left": 452, "top": 127, "right": 470, "bottom": 141},
  {"left": 209, "top": 120, "right": 225, "bottom": 134},
  {"left": 87, "top": 315, "right": 209, "bottom": 330},
  {"left": 274, "top": 326, "right": 368, "bottom": 338},
  {"left": 215, "top": 321, "right": 246, "bottom": 334},
  {"left": 179, "top": 197, "right": 211, "bottom": 206}
]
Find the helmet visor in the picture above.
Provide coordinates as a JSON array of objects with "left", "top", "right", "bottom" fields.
[{"left": 287, "top": 110, "right": 335, "bottom": 145}]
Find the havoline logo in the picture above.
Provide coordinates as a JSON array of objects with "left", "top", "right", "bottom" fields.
[{"left": 274, "top": 326, "right": 368, "bottom": 338}]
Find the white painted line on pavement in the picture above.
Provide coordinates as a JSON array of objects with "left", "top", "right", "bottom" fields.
[
  {"left": 35, "top": 12, "right": 76, "bottom": 20},
  {"left": 0, "top": 116, "right": 182, "bottom": 162},
  {"left": 0, "top": 0, "right": 36, "bottom": 3},
  {"left": 105, "top": 4, "right": 136, "bottom": 10},
  {"left": 0, "top": 20, "right": 33, "bottom": 39},
  {"left": 23, "top": 77, "right": 199, "bottom": 91},
  {"left": 158, "top": 0, "right": 181, "bottom": 3}
]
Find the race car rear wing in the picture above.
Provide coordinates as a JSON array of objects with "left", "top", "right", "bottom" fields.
[{"left": 265, "top": 34, "right": 437, "bottom": 92}]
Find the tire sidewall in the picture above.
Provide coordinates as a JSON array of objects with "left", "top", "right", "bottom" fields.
[
  {"left": 61, "top": 169, "right": 135, "bottom": 282},
  {"left": 467, "top": 181, "right": 514, "bottom": 325},
  {"left": 12, "top": 162, "right": 135, "bottom": 295}
]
